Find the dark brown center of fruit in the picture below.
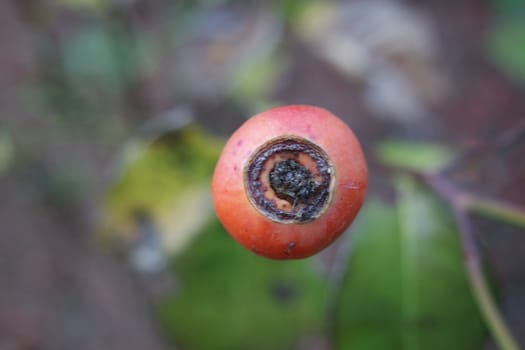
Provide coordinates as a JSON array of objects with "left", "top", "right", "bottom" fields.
[
  {"left": 245, "top": 136, "right": 334, "bottom": 224},
  {"left": 269, "top": 159, "right": 321, "bottom": 205}
]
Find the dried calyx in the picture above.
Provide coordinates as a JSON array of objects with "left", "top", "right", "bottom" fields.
[{"left": 245, "top": 136, "right": 334, "bottom": 224}]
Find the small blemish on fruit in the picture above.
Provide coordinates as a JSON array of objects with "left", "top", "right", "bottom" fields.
[
  {"left": 237, "top": 139, "right": 244, "bottom": 147},
  {"left": 285, "top": 242, "right": 296, "bottom": 255},
  {"left": 343, "top": 182, "right": 361, "bottom": 190}
]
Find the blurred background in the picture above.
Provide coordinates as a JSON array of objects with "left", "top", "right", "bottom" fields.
[{"left": 0, "top": 0, "right": 524, "bottom": 349}]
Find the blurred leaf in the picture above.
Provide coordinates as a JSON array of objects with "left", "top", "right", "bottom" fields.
[
  {"left": 376, "top": 140, "right": 455, "bottom": 172},
  {"left": 158, "top": 219, "right": 328, "bottom": 350},
  {"left": 53, "top": 0, "right": 108, "bottom": 12},
  {"left": 231, "top": 52, "right": 288, "bottom": 105},
  {"left": 63, "top": 26, "right": 120, "bottom": 85},
  {"left": 0, "top": 129, "right": 14, "bottom": 174},
  {"left": 39, "top": 168, "right": 88, "bottom": 204},
  {"left": 336, "top": 178, "right": 486, "bottom": 349},
  {"left": 277, "top": 0, "right": 317, "bottom": 22},
  {"left": 489, "top": 0, "right": 525, "bottom": 16},
  {"left": 58, "top": 25, "right": 126, "bottom": 130},
  {"left": 487, "top": 19, "right": 525, "bottom": 82},
  {"left": 101, "top": 126, "right": 223, "bottom": 256}
]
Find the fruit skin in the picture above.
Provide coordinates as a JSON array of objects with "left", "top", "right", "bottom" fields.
[{"left": 212, "top": 105, "right": 368, "bottom": 259}]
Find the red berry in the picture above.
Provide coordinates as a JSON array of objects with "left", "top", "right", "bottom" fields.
[{"left": 212, "top": 105, "right": 368, "bottom": 259}]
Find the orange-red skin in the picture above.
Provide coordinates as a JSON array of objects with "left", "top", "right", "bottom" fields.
[{"left": 212, "top": 105, "right": 368, "bottom": 259}]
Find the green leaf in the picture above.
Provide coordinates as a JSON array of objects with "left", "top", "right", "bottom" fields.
[
  {"left": 376, "top": 140, "right": 455, "bottom": 172},
  {"left": 487, "top": 19, "right": 525, "bottom": 82},
  {"left": 336, "top": 178, "right": 486, "bottom": 350},
  {"left": 157, "top": 219, "right": 328, "bottom": 350}
]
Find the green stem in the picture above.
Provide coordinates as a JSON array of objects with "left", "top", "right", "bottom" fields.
[
  {"left": 420, "top": 172, "right": 525, "bottom": 229},
  {"left": 464, "top": 194, "right": 525, "bottom": 229}
]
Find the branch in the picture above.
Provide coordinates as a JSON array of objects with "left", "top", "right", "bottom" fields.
[
  {"left": 465, "top": 195, "right": 525, "bottom": 229},
  {"left": 453, "top": 204, "right": 519, "bottom": 350},
  {"left": 422, "top": 174, "right": 520, "bottom": 350},
  {"left": 422, "top": 174, "right": 525, "bottom": 229}
]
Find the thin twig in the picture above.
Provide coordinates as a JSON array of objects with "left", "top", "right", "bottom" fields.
[
  {"left": 420, "top": 174, "right": 525, "bottom": 229},
  {"left": 454, "top": 204, "right": 519, "bottom": 350},
  {"left": 423, "top": 174, "right": 520, "bottom": 350},
  {"left": 465, "top": 195, "right": 525, "bottom": 229}
]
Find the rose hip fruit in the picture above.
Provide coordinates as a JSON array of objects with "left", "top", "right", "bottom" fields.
[{"left": 212, "top": 105, "right": 368, "bottom": 259}]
